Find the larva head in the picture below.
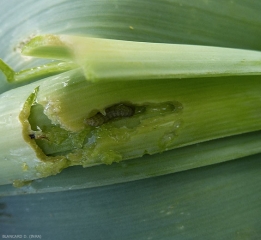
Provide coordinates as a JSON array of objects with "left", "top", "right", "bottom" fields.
[{"left": 84, "top": 112, "right": 105, "bottom": 127}]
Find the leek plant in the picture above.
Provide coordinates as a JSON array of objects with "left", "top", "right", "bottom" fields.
[
  {"left": 1, "top": 34, "right": 261, "bottom": 187},
  {"left": 1, "top": 0, "right": 261, "bottom": 239}
]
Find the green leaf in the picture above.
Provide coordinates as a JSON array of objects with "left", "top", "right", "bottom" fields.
[
  {"left": 1, "top": 153, "right": 261, "bottom": 239},
  {"left": 21, "top": 34, "right": 261, "bottom": 82},
  {"left": 1, "top": 68, "right": 261, "bottom": 186},
  {"left": 1, "top": 130, "right": 261, "bottom": 195}
]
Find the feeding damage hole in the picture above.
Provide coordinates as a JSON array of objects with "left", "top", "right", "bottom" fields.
[
  {"left": 84, "top": 104, "right": 135, "bottom": 127},
  {"left": 27, "top": 101, "right": 183, "bottom": 158},
  {"left": 84, "top": 101, "right": 183, "bottom": 127}
]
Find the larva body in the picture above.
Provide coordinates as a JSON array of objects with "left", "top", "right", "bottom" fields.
[
  {"left": 85, "top": 104, "right": 135, "bottom": 127},
  {"left": 105, "top": 104, "right": 135, "bottom": 120}
]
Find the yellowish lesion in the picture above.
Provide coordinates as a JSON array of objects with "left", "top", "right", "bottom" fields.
[
  {"left": 19, "top": 87, "right": 69, "bottom": 179},
  {"left": 19, "top": 87, "right": 46, "bottom": 160},
  {"left": 13, "top": 179, "right": 33, "bottom": 188},
  {"left": 22, "top": 162, "right": 29, "bottom": 171}
]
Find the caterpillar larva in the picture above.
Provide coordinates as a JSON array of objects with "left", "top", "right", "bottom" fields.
[{"left": 85, "top": 104, "right": 135, "bottom": 127}]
